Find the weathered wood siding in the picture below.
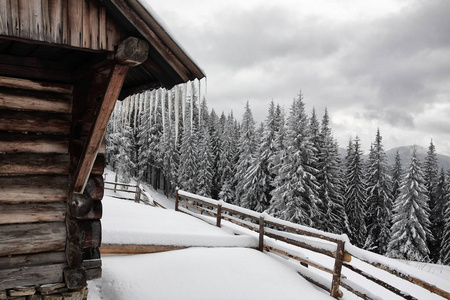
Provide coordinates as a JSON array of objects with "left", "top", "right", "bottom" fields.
[
  {"left": 0, "top": 75, "right": 72, "bottom": 290},
  {"left": 0, "top": 0, "right": 125, "bottom": 51}
]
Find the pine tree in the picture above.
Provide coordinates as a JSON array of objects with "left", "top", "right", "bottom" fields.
[
  {"left": 195, "top": 99, "right": 213, "bottom": 197},
  {"left": 209, "top": 109, "right": 222, "bottom": 199},
  {"left": 440, "top": 170, "right": 450, "bottom": 265},
  {"left": 234, "top": 102, "right": 257, "bottom": 206},
  {"left": 387, "top": 147, "right": 433, "bottom": 262},
  {"left": 423, "top": 140, "right": 440, "bottom": 261},
  {"left": 178, "top": 116, "right": 198, "bottom": 192},
  {"left": 270, "top": 92, "right": 319, "bottom": 226},
  {"left": 364, "top": 129, "right": 393, "bottom": 254},
  {"left": 431, "top": 168, "right": 448, "bottom": 262},
  {"left": 317, "top": 109, "right": 348, "bottom": 234},
  {"left": 344, "top": 136, "right": 367, "bottom": 247},
  {"left": 115, "top": 123, "right": 135, "bottom": 184},
  {"left": 218, "top": 113, "right": 237, "bottom": 203},
  {"left": 391, "top": 151, "right": 403, "bottom": 202}
]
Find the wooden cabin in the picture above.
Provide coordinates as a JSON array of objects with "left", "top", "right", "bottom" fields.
[{"left": 0, "top": 0, "right": 204, "bottom": 298}]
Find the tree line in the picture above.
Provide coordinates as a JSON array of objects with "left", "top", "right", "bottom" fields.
[{"left": 105, "top": 86, "right": 450, "bottom": 264}]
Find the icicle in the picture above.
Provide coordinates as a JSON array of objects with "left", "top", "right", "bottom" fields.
[
  {"left": 198, "top": 79, "right": 201, "bottom": 128},
  {"left": 190, "top": 81, "right": 194, "bottom": 132},
  {"left": 161, "top": 89, "right": 166, "bottom": 142},
  {"left": 134, "top": 94, "right": 138, "bottom": 132},
  {"left": 121, "top": 97, "right": 127, "bottom": 133},
  {"left": 149, "top": 90, "right": 153, "bottom": 128},
  {"left": 138, "top": 92, "right": 143, "bottom": 120},
  {"left": 174, "top": 85, "right": 179, "bottom": 145},
  {"left": 153, "top": 89, "right": 158, "bottom": 123},
  {"left": 182, "top": 82, "right": 187, "bottom": 125},
  {"left": 168, "top": 88, "right": 172, "bottom": 132}
]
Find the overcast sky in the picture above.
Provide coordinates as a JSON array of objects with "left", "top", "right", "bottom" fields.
[{"left": 146, "top": 0, "right": 450, "bottom": 156}]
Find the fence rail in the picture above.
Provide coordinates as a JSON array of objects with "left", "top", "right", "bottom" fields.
[
  {"left": 104, "top": 179, "right": 166, "bottom": 208},
  {"left": 175, "top": 189, "right": 450, "bottom": 300}
]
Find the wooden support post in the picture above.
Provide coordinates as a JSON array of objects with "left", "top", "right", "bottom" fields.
[
  {"left": 72, "top": 37, "right": 149, "bottom": 194},
  {"left": 175, "top": 188, "right": 179, "bottom": 211},
  {"left": 135, "top": 180, "right": 141, "bottom": 203},
  {"left": 258, "top": 216, "right": 265, "bottom": 252},
  {"left": 216, "top": 204, "right": 222, "bottom": 227},
  {"left": 330, "top": 240, "right": 345, "bottom": 298},
  {"left": 114, "top": 173, "right": 118, "bottom": 193}
]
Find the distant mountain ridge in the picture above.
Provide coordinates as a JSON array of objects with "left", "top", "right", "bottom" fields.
[{"left": 339, "top": 145, "right": 450, "bottom": 171}]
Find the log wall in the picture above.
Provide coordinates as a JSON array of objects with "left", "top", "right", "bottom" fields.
[
  {"left": 0, "top": 0, "right": 125, "bottom": 51},
  {"left": 0, "top": 75, "right": 103, "bottom": 292}
]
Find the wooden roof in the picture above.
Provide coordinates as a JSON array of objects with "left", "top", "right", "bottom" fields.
[{"left": 0, "top": 0, "right": 205, "bottom": 98}]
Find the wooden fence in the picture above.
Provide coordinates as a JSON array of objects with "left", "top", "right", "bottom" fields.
[
  {"left": 104, "top": 178, "right": 165, "bottom": 208},
  {"left": 175, "top": 189, "right": 450, "bottom": 300}
]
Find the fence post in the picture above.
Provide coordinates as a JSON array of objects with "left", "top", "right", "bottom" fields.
[
  {"left": 330, "top": 240, "right": 345, "bottom": 298},
  {"left": 216, "top": 204, "right": 222, "bottom": 227},
  {"left": 258, "top": 216, "right": 265, "bottom": 252},
  {"left": 135, "top": 180, "right": 141, "bottom": 203},
  {"left": 114, "top": 173, "right": 118, "bottom": 192},
  {"left": 175, "top": 188, "right": 179, "bottom": 211}
]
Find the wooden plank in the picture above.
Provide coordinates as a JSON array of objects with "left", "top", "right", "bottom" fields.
[
  {"left": 61, "top": 0, "right": 68, "bottom": 44},
  {"left": 41, "top": 0, "right": 50, "bottom": 41},
  {"left": 30, "top": 0, "right": 44, "bottom": 41},
  {"left": 0, "top": 133, "right": 68, "bottom": 154},
  {"left": 98, "top": 6, "right": 106, "bottom": 50},
  {"left": 89, "top": 1, "right": 99, "bottom": 50},
  {"left": 18, "top": 0, "right": 31, "bottom": 39},
  {"left": 0, "top": 76, "right": 73, "bottom": 93},
  {"left": 0, "top": 251, "right": 66, "bottom": 269},
  {"left": 0, "top": 89, "right": 72, "bottom": 113},
  {"left": 0, "top": 153, "right": 69, "bottom": 175},
  {"left": 0, "top": 0, "right": 9, "bottom": 35},
  {"left": 0, "top": 202, "right": 66, "bottom": 224},
  {"left": 48, "top": 0, "right": 63, "bottom": 44},
  {"left": 82, "top": 0, "right": 90, "bottom": 48},
  {"left": 331, "top": 240, "right": 345, "bottom": 298},
  {"left": 0, "top": 263, "right": 65, "bottom": 291},
  {"left": 100, "top": 243, "right": 188, "bottom": 255},
  {"left": 0, "top": 54, "right": 72, "bottom": 83},
  {"left": 72, "top": 64, "right": 129, "bottom": 194},
  {"left": 0, "top": 222, "right": 66, "bottom": 256},
  {"left": 0, "top": 110, "right": 70, "bottom": 134},
  {"left": 67, "top": 0, "right": 82, "bottom": 47},
  {"left": 9, "top": 0, "right": 19, "bottom": 37},
  {"left": 0, "top": 175, "right": 69, "bottom": 202}
]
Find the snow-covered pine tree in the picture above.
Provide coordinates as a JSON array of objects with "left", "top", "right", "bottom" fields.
[
  {"left": 309, "top": 108, "right": 324, "bottom": 229},
  {"left": 391, "top": 151, "right": 403, "bottom": 202},
  {"left": 387, "top": 147, "right": 433, "bottom": 262},
  {"left": 430, "top": 168, "right": 448, "bottom": 262},
  {"left": 218, "top": 113, "right": 237, "bottom": 203},
  {"left": 115, "top": 122, "right": 135, "bottom": 184},
  {"left": 344, "top": 136, "right": 367, "bottom": 247},
  {"left": 317, "top": 109, "right": 348, "bottom": 234},
  {"left": 241, "top": 123, "right": 269, "bottom": 211},
  {"left": 209, "top": 109, "right": 222, "bottom": 199},
  {"left": 423, "top": 140, "right": 441, "bottom": 262},
  {"left": 441, "top": 169, "right": 450, "bottom": 265},
  {"left": 195, "top": 98, "right": 213, "bottom": 197},
  {"left": 178, "top": 104, "right": 199, "bottom": 193},
  {"left": 270, "top": 92, "right": 319, "bottom": 226},
  {"left": 364, "top": 129, "right": 393, "bottom": 254},
  {"left": 234, "top": 101, "right": 258, "bottom": 207}
]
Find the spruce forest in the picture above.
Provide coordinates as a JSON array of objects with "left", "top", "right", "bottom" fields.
[{"left": 105, "top": 83, "right": 450, "bottom": 265}]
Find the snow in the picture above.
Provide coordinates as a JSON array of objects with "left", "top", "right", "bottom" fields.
[
  {"left": 95, "top": 172, "right": 450, "bottom": 299},
  {"left": 89, "top": 248, "right": 332, "bottom": 300}
]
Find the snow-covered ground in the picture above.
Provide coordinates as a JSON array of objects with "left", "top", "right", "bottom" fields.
[{"left": 91, "top": 171, "right": 450, "bottom": 300}]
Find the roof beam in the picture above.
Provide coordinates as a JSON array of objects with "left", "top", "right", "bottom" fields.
[{"left": 71, "top": 37, "right": 148, "bottom": 194}]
